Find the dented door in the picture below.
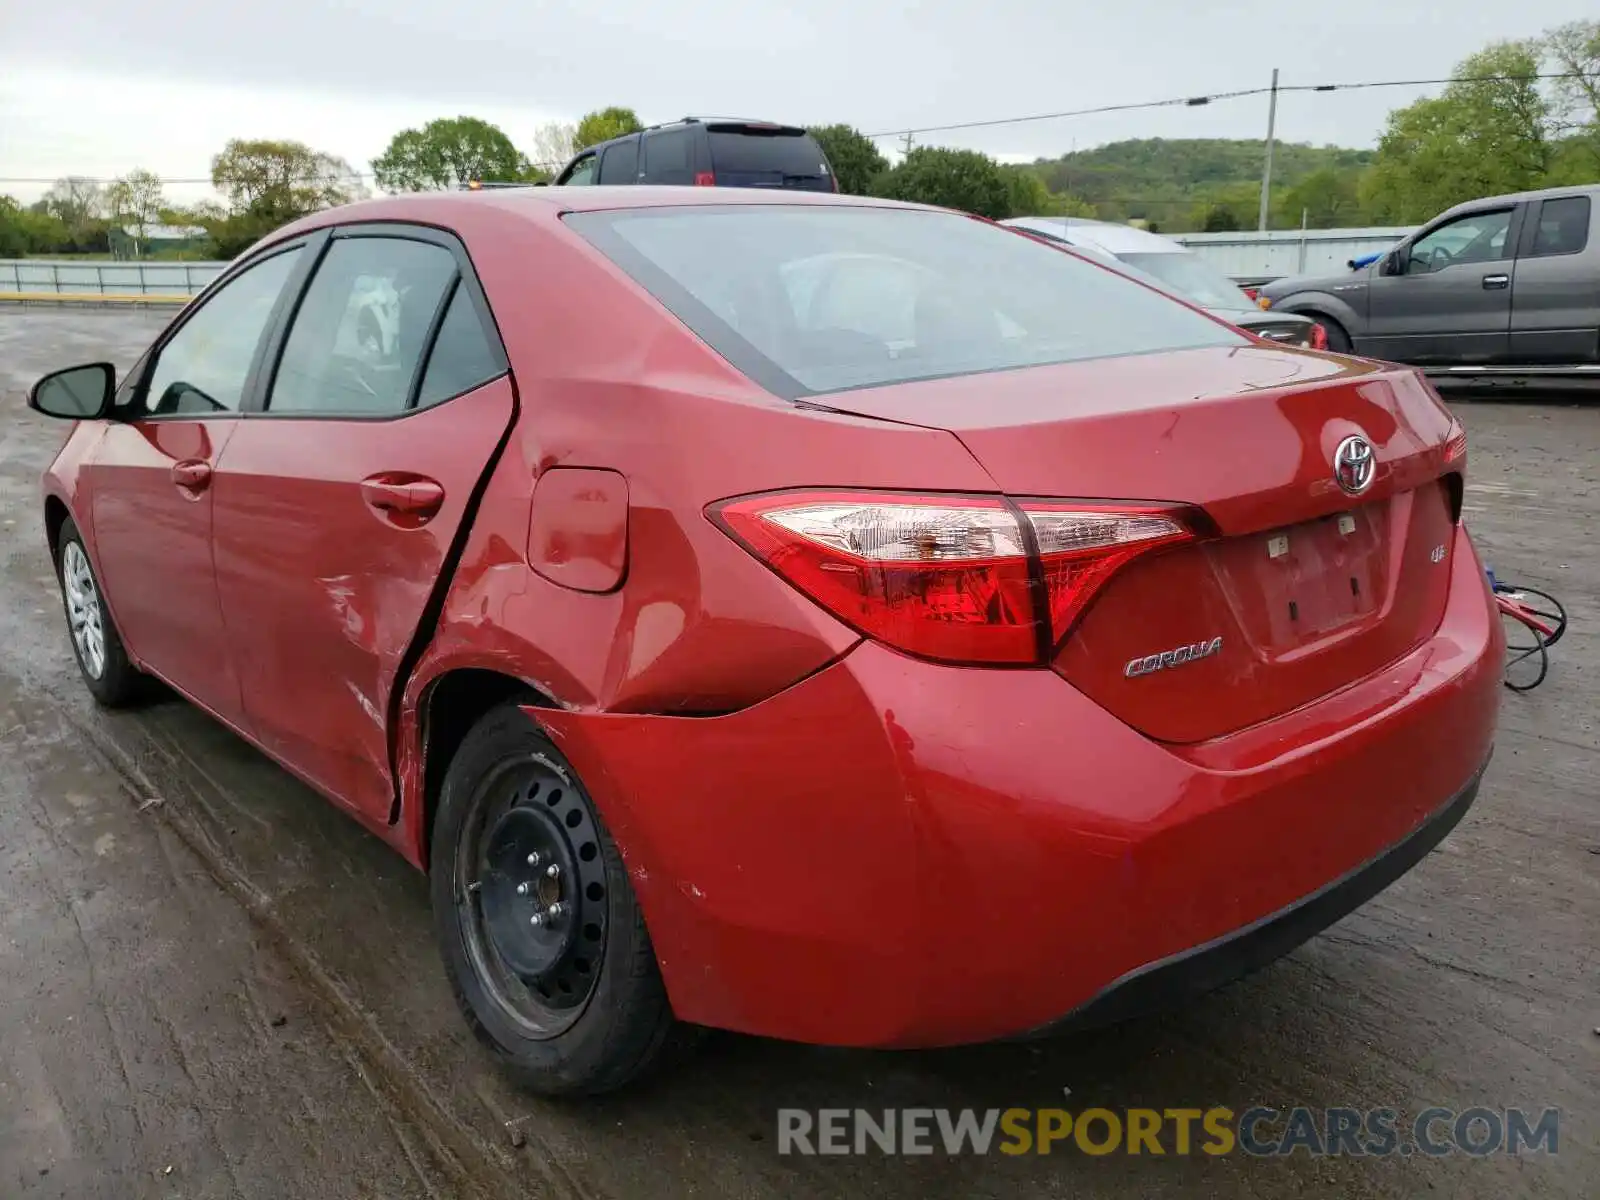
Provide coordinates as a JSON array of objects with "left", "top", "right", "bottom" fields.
[{"left": 209, "top": 378, "right": 514, "bottom": 823}]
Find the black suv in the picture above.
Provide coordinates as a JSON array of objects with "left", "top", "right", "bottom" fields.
[{"left": 553, "top": 118, "right": 836, "bottom": 192}]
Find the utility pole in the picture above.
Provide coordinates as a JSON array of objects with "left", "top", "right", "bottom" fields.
[
  {"left": 901, "top": 131, "right": 915, "bottom": 157},
  {"left": 1257, "top": 67, "right": 1279, "bottom": 232}
]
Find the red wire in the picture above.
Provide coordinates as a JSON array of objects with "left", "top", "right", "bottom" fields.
[{"left": 1495, "top": 593, "right": 1557, "bottom": 638}]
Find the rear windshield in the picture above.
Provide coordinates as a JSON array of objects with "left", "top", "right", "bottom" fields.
[
  {"left": 1116, "top": 250, "right": 1253, "bottom": 310},
  {"left": 708, "top": 128, "right": 831, "bottom": 189},
  {"left": 565, "top": 205, "right": 1245, "bottom": 398}
]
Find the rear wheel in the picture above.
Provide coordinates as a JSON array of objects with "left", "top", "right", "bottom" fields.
[
  {"left": 1308, "top": 313, "right": 1352, "bottom": 353},
  {"left": 56, "top": 519, "right": 143, "bottom": 707},
  {"left": 429, "top": 703, "right": 690, "bottom": 1095}
]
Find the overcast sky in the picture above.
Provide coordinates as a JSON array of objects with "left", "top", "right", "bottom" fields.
[{"left": 2, "top": 0, "right": 1595, "bottom": 205}]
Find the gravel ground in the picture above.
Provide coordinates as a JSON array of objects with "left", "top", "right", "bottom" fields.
[{"left": 0, "top": 308, "right": 1594, "bottom": 1199}]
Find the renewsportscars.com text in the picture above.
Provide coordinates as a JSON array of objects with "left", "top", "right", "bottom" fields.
[{"left": 776, "top": 1106, "right": 1560, "bottom": 1158}]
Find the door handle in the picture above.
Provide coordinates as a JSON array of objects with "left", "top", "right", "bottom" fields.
[
  {"left": 360, "top": 475, "right": 445, "bottom": 521},
  {"left": 171, "top": 460, "right": 213, "bottom": 491},
  {"left": 1482, "top": 274, "right": 1509, "bottom": 289}
]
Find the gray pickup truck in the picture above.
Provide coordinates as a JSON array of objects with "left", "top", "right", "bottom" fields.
[{"left": 1258, "top": 184, "right": 1600, "bottom": 379}]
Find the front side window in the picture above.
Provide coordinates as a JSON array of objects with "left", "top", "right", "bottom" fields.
[
  {"left": 1528, "top": 196, "right": 1590, "bottom": 257},
  {"left": 562, "top": 154, "right": 599, "bottom": 186},
  {"left": 267, "top": 237, "right": 457, "bottom": 416},
  {"left": 1406, "top": 210, "right": 1513, "bottom": 274},
  {"left": 567, "top": 205, "right": 1244, "bottom": 399},
  {"left": 140, "top": 248, "right": 303, "bottom": 416}
]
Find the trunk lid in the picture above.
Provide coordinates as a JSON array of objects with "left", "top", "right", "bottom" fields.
[{"left": 809, "top": 345, "right": 1464, "bottom": 743}]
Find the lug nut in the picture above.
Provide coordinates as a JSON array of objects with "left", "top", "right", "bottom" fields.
[
  {"left": 545, "top": 864, "right": 560, "bottom": 879},
  {"left": 530, "top": 913, "right": 545, "bottom": 927},
  {"left": 516, "top": 882, "right": 529, "bottom": 896},
  {"left": 526, "top": 852, "right": 540, "bottom": 866},
  {"left": 547, "top": 902, "right": 564, "bottom": 918}
]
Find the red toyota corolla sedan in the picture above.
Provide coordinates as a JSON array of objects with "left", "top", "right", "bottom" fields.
[{"left": 29, "top": 187, "right": 1501, "bottom": 1095}]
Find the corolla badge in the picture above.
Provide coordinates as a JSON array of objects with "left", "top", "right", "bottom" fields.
[
  {"left": 1124, "top": 636, "right": 1223, "bottom": 679},
  {"left": 1333, "top": 434, "right": 1376, "bottom": 495}
]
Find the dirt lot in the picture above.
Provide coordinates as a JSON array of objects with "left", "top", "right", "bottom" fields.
[{"left": 0, "top": 308, "right": 1595, "bottom": 1199}]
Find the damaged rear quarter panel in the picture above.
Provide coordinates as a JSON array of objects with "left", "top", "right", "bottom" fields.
[{"left": 393, "top": 202, "right": 993, "bottom": 865}]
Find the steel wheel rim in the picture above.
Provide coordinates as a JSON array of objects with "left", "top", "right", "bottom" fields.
[
  {"left": 454, "top": 754, "right": 609, "bottom": 1039},
  {"left": 62, "top": 543, "right": 107, "bottom": 679}
]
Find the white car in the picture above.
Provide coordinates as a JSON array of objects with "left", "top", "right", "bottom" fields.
[{"left": 1002, "top": 217, "right": 1323, "bottom": 348}]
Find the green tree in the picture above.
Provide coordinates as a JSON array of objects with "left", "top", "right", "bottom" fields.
[
  {"left": 104, "top": 169, "right": 166, "bottom": 256},
  {"left": 1362, "top": 41, "right": 1551, "bottom": 223},
  {"left": 40, "top": 177, "right": 106, "bottom": 246},
  {"left": 1000, "top": 165, "right": 1096, "bottom": 218},
  {"left": 1196, "top": 204, "right": 1241, "bottom": 232},
  {"left": 194, "top": 140, "right": 365, "bottom": 257},
  {"left": 806, "top": 124, "right": 887, "bottom": 194},
  {"left": 372, "top": 116, "right": 531, "bottom": 191},
  {"left": 212, "top": 139, "right": 364, "bottom": 220},
  {"left": 1274, "top": 167, "right": 1365, "bottom": 228},
  {"left": 531, "top": 122, "right": 578, "bottom": 174},
  {"left": 0, "top": 195, "right": 33, "bottom": 256},
  {"left": 871, "top": 147, "right": 1011, "bottom": 218},
  {"left": 573, "top": 107, "right": 643, "bottom": 151},
  {"left": 1185, "top": 182, "right": 1258, "bottom": 232},
  {"left": 1544, "top": 20, "right": 1600, "bottom": 175}
]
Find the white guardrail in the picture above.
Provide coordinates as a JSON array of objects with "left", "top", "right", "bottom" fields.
[
  {"left": 0, "top": 259, "right": 226, "bottom": 301},
  {"left": 1, "top": 225, "right": 1417, "bottom": 301}
]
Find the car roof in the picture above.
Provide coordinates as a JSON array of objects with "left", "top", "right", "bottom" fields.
[
  {"left": 1003, "top": 216, "right": 1188, "bottom": 256},
  {"left": 259, "top": 186, "right": 941, "bottom": 251},
  {"left": 1436, "top": 181, "right": 1600, "bottom": 219},
  {"left": 571, "top": 118, "right": 812, "bottom": 158}
]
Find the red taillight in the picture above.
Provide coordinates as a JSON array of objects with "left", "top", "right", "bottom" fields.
[
  {"left": 694, "top": 171, "right": 716, "bottom": 187},
  {"left": 1443, "top": 420, "right": 1467, "bottom": 464},
  {"left": 1241, "top": 286, "right": 1259, "bottom": 301},
  {"left": 1309, "top": 322, "right": 1329, "bottom": 351},
  {"left": 710, "top": 491, "right": 1192, "bottom": 665}
]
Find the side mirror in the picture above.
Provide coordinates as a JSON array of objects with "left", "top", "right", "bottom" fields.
[
  {"left": 28, "top": 363, "right": 115, "bottom": 421},
  {"left": 1379, "top": 250, "right": 1403, "bottom": 277}
]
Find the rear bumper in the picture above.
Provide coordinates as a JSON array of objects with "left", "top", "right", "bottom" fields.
[
  {"left": 1028, "top": 759, "right": 1485, "bottom": 1037},
  {"left": 539, "top": 523, "right": 1501, "bottom": 1047}
]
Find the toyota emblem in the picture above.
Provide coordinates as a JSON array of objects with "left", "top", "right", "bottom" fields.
[{"left": 1332, "top": 434, "right": 1376, "bottom": 495}]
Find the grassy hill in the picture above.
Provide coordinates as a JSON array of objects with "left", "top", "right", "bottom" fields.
[{"left": 1028, "top": 138, "right": 1377, "bottom": 232}]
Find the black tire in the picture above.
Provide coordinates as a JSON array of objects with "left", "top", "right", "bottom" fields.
[
  {"left": 429, "top": 703, "right": 691, "bottom": 1095},
  {"left": 55, "top": 519, "right": 144, "bottom": 707},
  {"left": 1309, "top": 314, "right": 1353, "bottom": 353}
]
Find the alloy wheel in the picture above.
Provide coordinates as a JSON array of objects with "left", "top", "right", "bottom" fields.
[{"left": 62, "top": 542, "right": 107, "bottom": 679}]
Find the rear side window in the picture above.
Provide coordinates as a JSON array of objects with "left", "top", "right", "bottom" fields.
[
  {"left": 1528, "top": 196, "right": 1590, "bottom": 257},
  {"left": 641, "top": 129, "right": 695, "bottom": 185},
  {"left": 268, "top": 237, "right": 457, "bottom": 416},
  {"left": 599, "top": 138, "right": 639, "bottom": 185},
  {"left": 416, "top": 285, "right": 505, "bottom": 408},
  {"left": 566, "top": 205, "right": 1244, "bottom": 399},
  {"left": 709, "top": 128, "right": 831, "bottom": 190}
]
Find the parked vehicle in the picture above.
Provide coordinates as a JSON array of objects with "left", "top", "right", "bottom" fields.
[
  {"left": 1004, "top": 216, "right": 1324, "bottom": 347},
  {"left": 30, "top": 187, "right": 1500, "bottom": 1096},
  {"left": 1259, "top": 184, "right": 1600, "bottom": 374},
  {"left": 554, "top": 118, "right": 835, "bottom": 191}
]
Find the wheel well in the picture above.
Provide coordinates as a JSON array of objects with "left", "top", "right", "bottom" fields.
[
  {"left": 419, "top": 668, "right": 552, "bottom": 871},
  {"left": 1298, "top": 307, "right": 1344, "bottom": 331},
  {"left": 44, "top": 497, "right": 70, "bottom": 563}
]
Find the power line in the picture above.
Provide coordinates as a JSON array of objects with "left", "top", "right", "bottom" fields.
[
  {"left": 863, "top": 71, "right": 1593, "bottom": 139},
  {"left": 0, "top": 68, "right": 1592, "bottom": 187}
]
